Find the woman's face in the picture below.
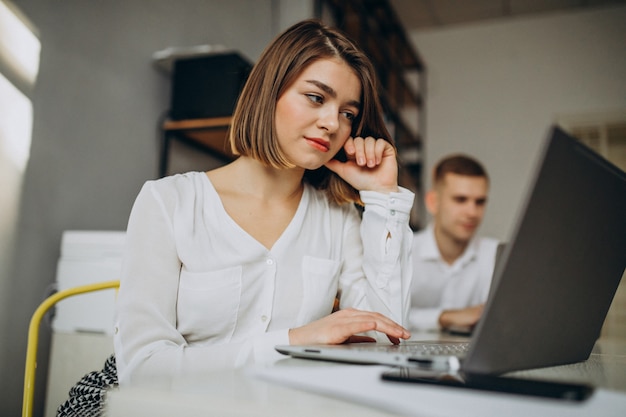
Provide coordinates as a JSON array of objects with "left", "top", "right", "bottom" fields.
[{"left": 275, "top": 58, "right": 361, "bottom": 171}]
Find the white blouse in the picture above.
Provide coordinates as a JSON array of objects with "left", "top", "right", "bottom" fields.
[{"left": 114, "top": 172, "right": 414, "bottom": 385}]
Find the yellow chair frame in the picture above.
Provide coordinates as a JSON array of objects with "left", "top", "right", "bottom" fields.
[{"left": 22, "top": 280, "right": 120, "bottom": 417}]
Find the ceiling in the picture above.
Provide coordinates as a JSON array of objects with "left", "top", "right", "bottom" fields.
[{"left": 389, "top": 0, "right": 626, "bottom": 32}]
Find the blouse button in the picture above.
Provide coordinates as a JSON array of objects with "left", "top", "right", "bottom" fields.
[
  {"left": 266, "top": 258, "right": 274, "bottom": 265},
  {"left": 390, "top": 209, "right": 396, "bottom": 216},
  {"left": 390, "top": 198, "right": 396, "bottom": 204},
  {"left": 261, "top": 315, "right": 268, "bottom": 322}
]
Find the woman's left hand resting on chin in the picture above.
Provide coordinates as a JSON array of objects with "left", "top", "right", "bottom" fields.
[
  {"left": 325, "top": 136, "right": 399, "bottom": 194},
  {"left": 288, "top": 308, "right": 411, "bottom": 346}
]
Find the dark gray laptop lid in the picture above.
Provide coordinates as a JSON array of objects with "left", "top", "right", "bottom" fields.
[{"left": 463, "top": 126, "right": 626, "bottom": 375}]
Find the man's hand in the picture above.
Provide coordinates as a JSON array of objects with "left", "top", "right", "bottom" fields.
[{"left": 438, "top": 304, "right": 484, "bottom": 329}]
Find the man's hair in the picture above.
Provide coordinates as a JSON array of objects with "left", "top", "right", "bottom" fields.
[
  {"left": 229, "top": 19, "right": 393, "bottom": 205},
  {"left": 432, "top": 154, "right": 489, "bottom": 187}
]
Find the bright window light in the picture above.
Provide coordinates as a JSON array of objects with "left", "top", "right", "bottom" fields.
[
  {"left": 0, "top": 1, "right": 39, "bottom": 173},
  {"left": 0, "top": 0, "right": 40, "bottom": 87},
  {"left": 0, "top": 72, "right": 32, "bottom": 172}
]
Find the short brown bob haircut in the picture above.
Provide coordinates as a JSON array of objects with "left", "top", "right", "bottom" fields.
[{"left": 229, "top": 19, "right": 394, "bottom": 205}]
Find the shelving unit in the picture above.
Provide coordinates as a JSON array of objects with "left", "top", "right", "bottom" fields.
[
  {"left": 159, "top": 117, "right": 232, "bottom": 176},
  {"left": 317, "top": 0, "right": 426, "bottom": 228},
  {"left": 155, "top": 49, "right": 250, "bottom": 177}
]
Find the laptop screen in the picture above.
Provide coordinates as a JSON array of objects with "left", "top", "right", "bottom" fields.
[{"left": 463, "top": 126, "right": 626, "bottom": 375}]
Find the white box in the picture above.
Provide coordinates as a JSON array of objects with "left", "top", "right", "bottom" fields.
[{"left": 52, "top": 230, "right": 125, "bottom": 335}]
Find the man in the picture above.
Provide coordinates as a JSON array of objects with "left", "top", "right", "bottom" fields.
[{"left": 409, "top": 154, "right": 500, "bottom": 333}]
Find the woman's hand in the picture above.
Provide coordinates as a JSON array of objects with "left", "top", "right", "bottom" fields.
[
  {"left": 288, "top": 308, "right": 411, "bottom": 345},
  {"left": 324, "top": 136, "right": 399, "bottom": 194}
]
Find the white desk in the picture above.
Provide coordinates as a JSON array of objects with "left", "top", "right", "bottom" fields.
[{"left": 106, "top": 338, "right": 626, "bottom": 417}]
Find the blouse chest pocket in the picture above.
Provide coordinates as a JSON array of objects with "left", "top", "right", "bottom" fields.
[
  {"left": 177, "top": 266, "right": 242, "bottom": 343},
  {"left": 296, "top": 256, "right": 341, "bottom": 326}
]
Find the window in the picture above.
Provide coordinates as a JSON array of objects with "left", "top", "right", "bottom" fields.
[
  {"left": 0, "top": 0, "right": 40, "bottom": 297},
  {"left": 0, "top": 0, "right": 40, "bottom": 173},
  {"left": 557, "top": 110, "right": 626, "bottom": 172}
]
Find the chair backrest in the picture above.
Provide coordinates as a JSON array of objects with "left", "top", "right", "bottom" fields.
[{"left": 22, "top": 280, "right": 120, "bottom": 417}]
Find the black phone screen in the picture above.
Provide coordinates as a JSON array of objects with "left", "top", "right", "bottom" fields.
[{"left": 381, "top": 368, "right": 594, "bottom": 402}]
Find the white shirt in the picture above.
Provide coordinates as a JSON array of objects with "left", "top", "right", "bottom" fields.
[
  {"left": 409, "top": 224, "right": 499, "bottom": 331},
  {"left": 114, "top": 172, "right": 414, "bottom": 384}
]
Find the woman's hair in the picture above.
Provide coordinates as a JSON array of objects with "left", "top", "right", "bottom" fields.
[{"left": 229, "top": 18, "right": 393, "bottom": 205}]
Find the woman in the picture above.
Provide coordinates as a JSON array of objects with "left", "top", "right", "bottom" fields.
[{"left": 113, "top": 19, "right": 415, "bottom": 385}]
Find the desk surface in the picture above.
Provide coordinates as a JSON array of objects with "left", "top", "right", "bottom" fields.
[{"left": 106, "top": 337, "right": 626, "bottom": 417}]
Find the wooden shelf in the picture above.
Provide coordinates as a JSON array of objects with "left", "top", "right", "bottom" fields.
[
  {"left": 162, "top": 116, "right": 232, "bottom": 131},
  {"left": 159, "top": 117, "right": 234, "bottom": 176}
]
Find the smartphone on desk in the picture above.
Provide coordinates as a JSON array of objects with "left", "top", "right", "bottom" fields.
[{"left": 381, "top": 367, "right": 595, "bottom": 402}]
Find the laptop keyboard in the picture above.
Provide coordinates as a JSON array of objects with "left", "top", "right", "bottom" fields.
[{"left": 353, "top": 341, "right": 470, "bottom": 356}]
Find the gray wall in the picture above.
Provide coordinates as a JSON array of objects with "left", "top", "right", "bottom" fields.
[
  {"left": 1, "top": 1, "right": 316, "bottom": 415},
  {"left": 408, "top": 5, "right": 626, "bottom": 241}
]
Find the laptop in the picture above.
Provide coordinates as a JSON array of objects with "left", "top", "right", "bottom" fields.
[{"left": 276, "top": 126, "right": 626, "bottom": 382}]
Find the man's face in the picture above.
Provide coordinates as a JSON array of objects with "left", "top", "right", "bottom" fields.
[{"left": 428, "top": 173, "right": 489, "bottom": 244}]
